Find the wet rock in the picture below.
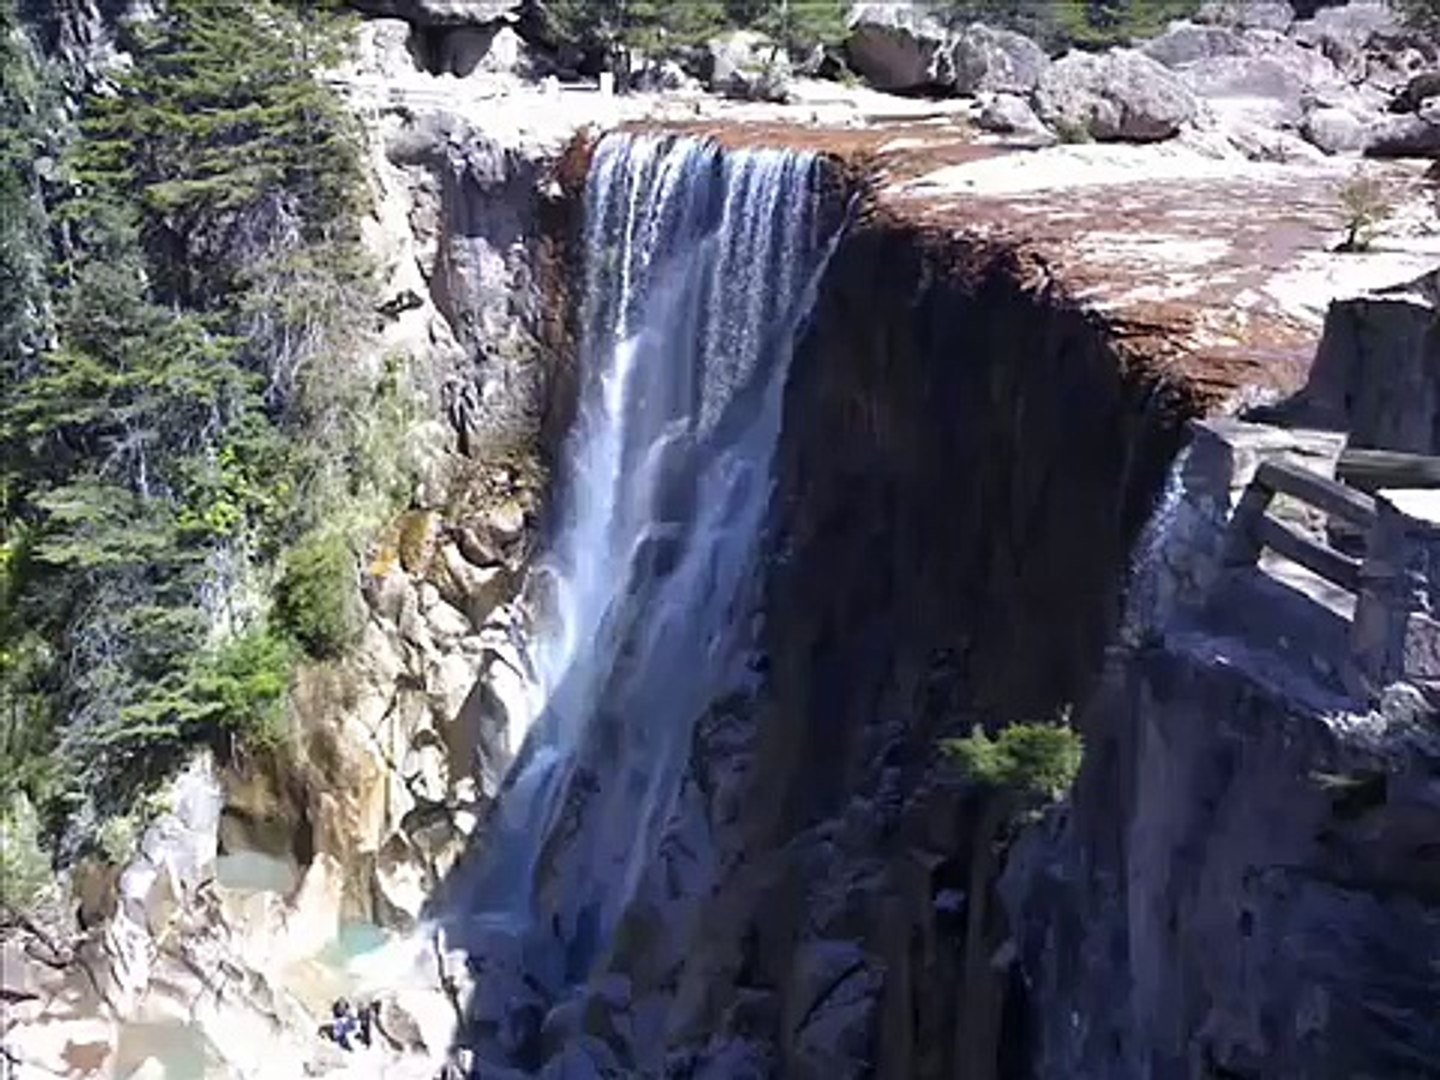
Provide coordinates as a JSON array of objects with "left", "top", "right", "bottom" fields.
[
  {"left": 278, "top": 854, "right": 344, "bottom": 962},
  {"left": 788, "top": 941, "right": 881, "bottom": 1076},
  {"left": 950, "top": 23, "right": 1048, "bottom": 96},
  {"left": 540, "top": 997, "right": 586, "bottom": 1055},
  {"left": 707, "top": 30, "right": 790, "bottom": 103},
  {"left": 1033, "top": 48, "right": 1198, "bottom": 142},
  {"left": 844, "top": 1, "right": 951, "bottom": 93},
  {"left": 539, "top": 1038, "right": 622, "bottom": 1078},
  {"left": 1303, "top": 105, "right": 1371, "bottom": 154}
]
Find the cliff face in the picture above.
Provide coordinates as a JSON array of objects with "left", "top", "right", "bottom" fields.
[
  {"left": 16, "top": 17, "right": 1440, "bottom": 1074},
  {"left": 532, "top": 132, "right": 1440, "bottom": 1078},
  {"left": 1006, "top": 630, "right": 1440, "bottom": 1080},
  {"left": 564, "top": 213, "right": 1203, "bottom": 1078},
  {"left": 995, "top": 412, "right": 1440, "bottom": 1080},
  {"left": 214, "top": 98, "right": 583, "bottom": 932}
]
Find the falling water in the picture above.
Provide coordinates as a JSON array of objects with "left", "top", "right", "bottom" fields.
[
  {"left": 1119, "top": 443, "right": 1193, "bottom": 645},
  {"left": 447, "top": 132, "right": 844, "bottom": 1002}
]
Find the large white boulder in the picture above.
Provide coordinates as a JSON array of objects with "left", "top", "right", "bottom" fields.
[
  {"left": 1033, "top": 48, "right": 1198, "bottom": 142},
  {"left": 707, "top": 29, "right": 791, "bottom": 102},
  {"left": 844, "top": 1, "right": 951, "bottom": 92},
  {"left": 951, "top": 23, "right": 1049, "bottom": 96},
  {"left": 1142, "top": 22, "right": 1254, "bottom": 68},
  {"left": 350, "top": 0, "right": 522, "bottom": 25}
]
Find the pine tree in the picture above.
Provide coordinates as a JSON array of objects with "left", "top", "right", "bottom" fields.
[
  {"left": 1, "top": 0, "right": 62, "bottom": 821},
  {"left": 729, "top": 0, "right": 849, "bottom": 54},
  {"left": 2, "top": 0, "right": 370, "bottom": 844},
  {"left": 73, "top": 0, "right": 361, "bottom": 310}
]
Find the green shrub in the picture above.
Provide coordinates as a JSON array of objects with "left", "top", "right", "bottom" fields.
[
  {"left": 96, "top": 811, "right": 142, "bottom": 865},
  {"left": 1052, "top": 116, "right": 1094, "bottom": 145},
  {"left": 192, "top": 628, "right": 296, "bottom": 751},
  {"left": 274, "top": 532, "right": 358, "bottom": 659},
  {"left": 937, "top": 0, "right": 1201, "bottom": 51},
  {"left": 2, "top": 0, "right": 372, "bottom": 843},
  {"left": 1338, "top": 170, "right": 1392, "bottom": 253},
  {"left": 1397, "top": 0, "right": 1440, "bottom": 39},
  {"left": 0, "top": 792, "right": 52, "bottom": 915},
  {"left": 942, "top": 720, "right": 1084, "bottom": 802}
]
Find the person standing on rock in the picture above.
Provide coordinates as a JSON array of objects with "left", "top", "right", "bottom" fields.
[{"left": 330, "top": 998, "right": 360, "bottom": 1051}]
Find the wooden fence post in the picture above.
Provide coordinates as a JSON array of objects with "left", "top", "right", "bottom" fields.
[{"left": 1351, "top": 489, "right": 1440, "bottom": 691}]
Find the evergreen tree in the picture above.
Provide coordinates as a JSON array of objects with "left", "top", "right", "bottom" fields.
[
  {"left": 1, "top": 0, "right": 371, "bottom": 849},
  {"left": 544, "top": 0, "right": 848, "bottom": 75},
  {"left": 1, "top": 0, "right": 61, "bottom": 820},
  {"left": 0, "top": 1, "right": 49, "bottom": 373},
  {"left": 935, "top": 0, "right": 1200, "bottom": 50},
  {"left": 727, "top": 0, "right": 849, "bottom": 54}
]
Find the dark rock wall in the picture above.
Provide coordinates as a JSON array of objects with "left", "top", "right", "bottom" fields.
[
  {"left": 1273, "top": 278, "right": 1440, "bottom": 456},
  {"left": 589, "top": 216, "right": 1200, "bottom": 1079},
  {"left": 1005, "top": 626, "right": 1440, "bottom": 1080}
]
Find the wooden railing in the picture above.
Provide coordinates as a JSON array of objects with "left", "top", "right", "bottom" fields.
[
  {"left": 1181, "top": 419, "right": 1440, "bottom": 697},
  {"left": 1337, "top": 448, "right": 1440, "bottom": 492},
  {"left": 1225, "top": 458, "right": 1378, "bottom": 593}
]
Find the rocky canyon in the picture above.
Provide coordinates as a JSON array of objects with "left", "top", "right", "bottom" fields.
[{"left": 3, "top": 2, "right": 1440, "bottom": 1079}]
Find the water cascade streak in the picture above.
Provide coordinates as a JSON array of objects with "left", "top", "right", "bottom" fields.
[{"left": 450, "top": 132, "right": 842, "bottom": 1007}]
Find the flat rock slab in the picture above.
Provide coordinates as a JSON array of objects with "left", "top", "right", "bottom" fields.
[
  {"left": 333, "top": 60, "right": 1440, "bottom": 412},
  {"left": 889, "top": 142, "right": 1440, "bottom": 407}
]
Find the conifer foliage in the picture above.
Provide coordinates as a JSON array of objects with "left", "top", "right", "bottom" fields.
[{"left": 1, "top": 0, "right": 373, "bottom": 865}]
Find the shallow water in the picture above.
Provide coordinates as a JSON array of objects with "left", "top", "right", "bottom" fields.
[
  {"left": 214, "top": 849, "right": 299, "bottom": 894},
  {"left": 282, "top": 920, "right": 395, "bottom": 1017},
  {"left": 112, "top": 1021, "right": 215, "bottom": 1080}
]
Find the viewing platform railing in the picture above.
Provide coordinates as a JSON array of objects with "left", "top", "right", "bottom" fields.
[
  {"left": 1224, "top": 457, "right": 1377, "bottom": 593},
  {"left": 1165, "top": 420, "right": 1440, "bottom": 701}
]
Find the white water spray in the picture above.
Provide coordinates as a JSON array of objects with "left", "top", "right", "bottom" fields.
[{"left": 450, "top": 132, "right": 844, "bottom": 995}]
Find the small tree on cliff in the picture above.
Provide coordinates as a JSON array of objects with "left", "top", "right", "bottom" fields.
[
  {"left": 942, "top": 719, "right": 1084, "bottom": 804},
  {"left": 941, "top": 715, "right": 1083, "bottom": 1078},
  {"left": 1337, "top": 169, "right": 1393, "bottom": 253}
]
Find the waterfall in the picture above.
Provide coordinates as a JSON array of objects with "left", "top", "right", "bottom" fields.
[
  {"left": 447, "top": 133, "right": 845, "bottom": 1001},
  {"left": 1120, "top": 443, "right": 1192, "bottom": 645}
]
